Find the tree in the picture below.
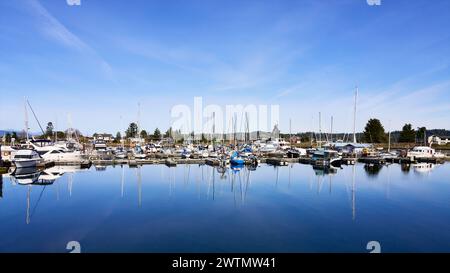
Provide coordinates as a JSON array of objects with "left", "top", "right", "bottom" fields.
[
  {"left": 46, "top": 122, "right": 54, "bottom": 137},
  {"left": 11, "top": 132, "right": 18, "bottom": 141},
  {"left": 125, "top": 123, "right": 138, "bottom": 138},
  {"left": 164, "top": 127, "right": 173, "bottom": 138},
  {"left": 363, "top": 118, "right": 387, "bottom": 143},
  {"left": 114, "top": 132, "right": 122, "bottom": 143},
  {"left": 140, "top": 130, "right": 148, "bottom": 140},
  {"left": 5, "top": 133, "right": 11, "bottom": 143},
  {"left": 417, "top": 127, "right": 427, "bottom": 144},
  {"left": 153, "top": 128, "right": 161, "bottom": 140},
  {"left": 398, "top": 124, "right": 416, "bottom": 143}
]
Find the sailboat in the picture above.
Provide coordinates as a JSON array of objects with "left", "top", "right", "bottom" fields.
[
  {"left": 13, "top": 99, "right": 43, "bottom": 168},
  {"left": 230, "top": 151, "right": 245, "bottom": 165}
]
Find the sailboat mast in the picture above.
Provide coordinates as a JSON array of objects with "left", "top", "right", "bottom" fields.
[
  {"left": 137, "top": 103, "right": 141, "bottom": 143},
  {"left": 318, "top": 112, "right": 322, "bottom": 148},
  {"left": 388, "top": 120, "right": 391, "bottom": 153},
  {"left": 24, "top": 97, "right": 29, "bottom": 142},
  {"left": 330, "top": 116, "right": 333, "bottom": 143},
  {"left": 353, "top": 86, "right": 358, "bottom": 144},
  {"left": 289, "top": 118, "right": 292, "bottom": 145}
]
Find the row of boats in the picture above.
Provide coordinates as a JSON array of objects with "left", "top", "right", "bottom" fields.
[
  {"left": 2, "top": 139, "right": 84, "bottom": 168},
  {"left": 1, "top": 136, "right": 447, "bottom": 170}
]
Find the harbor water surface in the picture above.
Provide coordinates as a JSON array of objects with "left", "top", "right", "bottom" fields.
[{"left": 1, "top": 163, "right": 450, "bottom": 252}]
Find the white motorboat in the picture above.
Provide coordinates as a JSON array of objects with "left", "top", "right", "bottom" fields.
[
  {"left": 40, "top": 147, "right": 83, "bottom": 163},
  {"left": 407, "top": 146, "right": 445, "bottom": 159},
  {"left": 12, "top": 149, "right": 43, "bottom": 168}
]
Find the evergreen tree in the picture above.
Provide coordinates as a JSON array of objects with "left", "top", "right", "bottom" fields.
[
  {"left": 46, "top": 122, "right": 54, "bottom": 137},
  {"left": 140, "top": 130, "right": 148, "bottom": 140},
  {"left": 153, "top": 128, "right": 161, "bottom": 140},
  {"left": 125, "top": 123, "right": 138, "bottom": 138},
  {"left": 363, "top": 118, "right": 387, "bottom": 143},
  {"left": 398, "top": 124, "right": 416, "bottom": 142}
]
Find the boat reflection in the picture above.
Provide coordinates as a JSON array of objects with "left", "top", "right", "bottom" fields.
[
  {"left": 412, "top": 163, "right": 435, "bottom": 175},
  {"left": 312, "top": 165, "right": 338, "bottom": 176},
  {"left": 0, "top": 173, "right": 3, "bottom": 198},
  {"left": 363, "top": 164, "right": 383, "bottom": 177}
]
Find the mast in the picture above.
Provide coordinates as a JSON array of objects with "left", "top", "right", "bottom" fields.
[
  {"left": 388, "top": 120, "right": 391, "bottom": 153},
  {"left": 330, "top": 116, "right": 333, "bottom": 143},
  {"left": 212, "top": 112, "right": 215, "bottom": 147},
  {"left": 353, "top": 86, "right": 358, "bottom": 144},
  {"left": 318, "top": 112, "right": 322, "bottom": 148},
  {"left": 137, "top": 103, "right": 141, "bottom": 143},
  {"left": 289, "top": 118, "right": 292, "bottom": 146},
  {"left": 245, "top": 112, "right": 249, "bottom": 144},
  {"left": 24, "top": 97, "right": 29, "bottom": 142}
]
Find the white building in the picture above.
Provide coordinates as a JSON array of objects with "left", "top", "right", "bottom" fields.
[
  {"left": 428, "top": 135, "right": 450, "bottom": 145},
  {"left": 93, "top": 133, "right": 114, "bottom": 142}
]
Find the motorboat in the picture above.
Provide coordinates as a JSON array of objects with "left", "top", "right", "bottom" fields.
[
  {"left": 39, "top": 147, "right": 84, "bottom": 163},
  {"left": 114, "top": 147, "right": 127, "bottom": 159},
  {"left": 12, "top": 149, "right": 43, "bottom": 168},
  {"left": 311, "top": 149, "right": 342, "bottom": 167},
  {"left": 93, "top": 140, "right": 107, "bottom": 151},
  {"left": 407, "top": 146, "right": 445, "bottom": 159}
]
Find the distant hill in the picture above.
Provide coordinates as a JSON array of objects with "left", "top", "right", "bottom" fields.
[{"left": 0, "top": 129, "right": 41, "bottom": 136}]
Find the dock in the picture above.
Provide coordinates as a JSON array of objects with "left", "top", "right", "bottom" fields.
[
  {"left": 358, "top": 157, "right": 386, "bottom": 165},
  {"left": 205, "top": 158, "right": 220, "bottom": 166},
  {"left": 266, "top": 158, "right": 289, "bottom": 166},
  {"left": 165, "top": 159, "right": 177, "bottom": 167}
]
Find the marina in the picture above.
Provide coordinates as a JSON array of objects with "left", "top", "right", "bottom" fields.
[{"left": 1, "top": 0, "right": 450, "bottom": 260}]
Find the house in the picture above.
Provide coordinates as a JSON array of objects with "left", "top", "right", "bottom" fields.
[
  {"left": 428, "top": 135, "right": 450, "bottom": 145},
  {"left": 289, "top": 136, "right": 301, "bottom": 144},
  {"left": 93, "top": 133, "right": 114, "bottom": 142},
  {"left": 327, "top": 142, "right": 372, "bottom": 154}
]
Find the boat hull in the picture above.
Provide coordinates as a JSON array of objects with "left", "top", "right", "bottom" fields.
[{"left": 13, "top": 159, "right": 42, "bottom": 168}]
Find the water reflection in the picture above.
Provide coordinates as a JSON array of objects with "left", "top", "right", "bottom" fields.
[
  {"left": 312, "top": 165, "right": 338, "bottom": 176},
  {"left": 0, "top": 173, "right": 3, "bottom": 198},
  {"left": 401, "top": 163, "right": 411, "bottom": 173},
  {"left": 363, "top": 164, "right": 383, "bottom": 177},
  {"left": 412, "top": 163, "right": 435, "bottom": 175},
  {"left": 1, "top": 162, "right": 448, "bottom": 252}
]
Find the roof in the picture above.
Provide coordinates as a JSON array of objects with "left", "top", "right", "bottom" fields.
[{"left": 332, "top": 142, "right": 372, "bottom": 148}]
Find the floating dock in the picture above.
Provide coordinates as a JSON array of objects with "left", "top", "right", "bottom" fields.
[{"left": 266, "top": 158, "right": 289, "bottom": 166}]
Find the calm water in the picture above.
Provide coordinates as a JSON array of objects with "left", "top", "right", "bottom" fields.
[{"left": 1, "top": 162, "right": 450, "bottom": 253}]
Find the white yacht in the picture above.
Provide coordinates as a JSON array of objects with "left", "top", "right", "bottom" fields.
[
  {"left": 19, "top": 139, "right": 84, "bottom": 163},
  {"left": 40, "top": 147, "right": 83, "bottom": 163},
  {"left": 12, "top": 149, "right": 43, "bottom": 168},
  {"left": 407, "top": 146, "right": 445, "bottom": 159}
]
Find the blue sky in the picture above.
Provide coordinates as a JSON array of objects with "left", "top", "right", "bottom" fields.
[{"left": 0, "top": 0, "right": 449, "bottom": 135}]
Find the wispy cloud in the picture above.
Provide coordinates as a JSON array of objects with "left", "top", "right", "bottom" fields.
[{"left": 25, "top": 0, "right": 113, "bottom": 77}]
